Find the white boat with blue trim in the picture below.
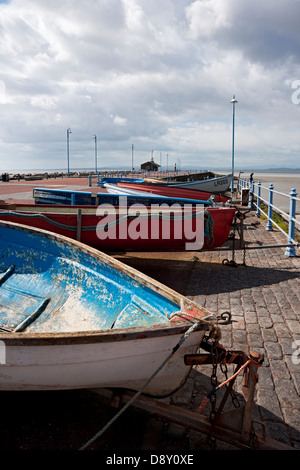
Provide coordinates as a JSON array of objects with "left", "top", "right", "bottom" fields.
[
  {"left": 0, "top": 220, "right": 218, "bottom": 396},
  {"left": 162, "top": 173, "right": 233, "bottom": 193}
]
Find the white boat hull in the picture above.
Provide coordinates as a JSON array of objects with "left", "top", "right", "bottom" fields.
[
  {"left": 1, "top": 325, "right": 207, "bottom": 397},
  {"left": 165, "top": 174, "right": 233, "bottom": 193},
  {"left": 104, "top": 183, "right": 161, "bottom": 197}
]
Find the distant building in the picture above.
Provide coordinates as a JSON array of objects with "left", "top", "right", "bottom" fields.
[{"left": 141, "top": 158, "right": 160, "bottom": 171}]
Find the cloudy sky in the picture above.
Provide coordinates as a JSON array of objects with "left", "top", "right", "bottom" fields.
[{"left": 0, "top": 0, "right": 300, "bottom": 172}]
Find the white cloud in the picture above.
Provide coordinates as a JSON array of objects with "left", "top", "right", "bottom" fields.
[
  {"left": 111, "top": 114, "right": 127, "bottom": 126},
  {"left": 186, "top": 0, "right": 231, "bottom": 39},
  {"left": 30, "top": 95, "right": 57, "bottom": 110}
]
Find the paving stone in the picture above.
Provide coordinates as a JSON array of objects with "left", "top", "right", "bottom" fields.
[
  {"left": 232, "top": 317, "right": 245, "bottom": 330},
  {"left": 291, "top": 372, "right": 300, "bottom": 396},
  {"left": 248, "top": 333, "right": 264, "bottom": 349},
  {"left": 274, "top": 324, "right": 292, "bottom": 337},
  {"left": 257, "top": 365, "right": 274, "bottom": 390},
  {"left": 283, "top": 309, "right": 298, "bottom": 321},
  {"left": 245, "top": 312, "right": 258, "bottom": 324},
  {"left": 281, "top": 407, "right": 300, "bottom": 441},
  {"left": 247, "top": 323, "right": 261, "bottom": 333},
  {"left": 257, "top": 389, "right": 283, "bottom": 420},
  {"left": 256, "top": 307, "right": 271, "bottom": 317},
  {"left": 279, "top": 337, "right": 296, "bottom": 356},
  {"left": 269, "top": 359, "right": 291, "bottom": 380},
  {"left": 273, "top": 378, "right": 299, "bottom": 409},
  {"left": 261, "top": 328, "right": 278, "bottom": 342},
  {"left": 270, "top": 313, "right": 285, "bottom": 323},
  {"left": 264, "top": 341, "right": 283, "bottom": 360},
  {"left": 286, "top": 320, "right": 300, "bottom": 335}
]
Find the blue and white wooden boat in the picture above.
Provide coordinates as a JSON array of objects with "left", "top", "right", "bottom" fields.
[
  {"left": 0, "top": 220, "right": 217, "bottom": 395},
  {"left": 33, "top": 187, "right": 212, "bottom": 207}
]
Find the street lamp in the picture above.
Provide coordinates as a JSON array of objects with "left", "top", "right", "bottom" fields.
[
  {"left": 131, "top": 144, "right": 134, "bottom": 178},
  {"left": 230, "top": 95, "right": 238, "bottom": 197},
  {"left": 67, "top": 128, "right": 72, "bottom": 178},
  {"left": 93, "top": 134, "right": 98, "bottom": 173}
]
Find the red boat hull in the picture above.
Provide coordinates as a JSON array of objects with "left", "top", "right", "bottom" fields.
[
  {"left": 116, "top": 182, "right": 229, "bottom": 203},
  {"left": 0, "top": 205, "right": 236, "bottom": 252}
]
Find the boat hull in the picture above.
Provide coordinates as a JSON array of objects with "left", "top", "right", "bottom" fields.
[
  {"left": 156, "top": 174, "right": 233, "bottom": 193},
  {"left": 0, "top": 220, "right": 215, "bottom": 395},
  {"left": 0, "top": 205, "right": 236, "bottom": 251},
  {"left": 115, "top": 181, "right": 229, "bottom": 203},
  {"left": 1, "top": 324, "right": 205, "bottom": 395}
]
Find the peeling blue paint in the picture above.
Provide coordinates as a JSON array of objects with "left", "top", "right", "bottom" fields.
[{"left": 0, "top": 222, "right": 180, "bottom": 333}]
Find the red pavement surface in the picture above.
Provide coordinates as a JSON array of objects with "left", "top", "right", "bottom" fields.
[
  {"left": 0, "top": 177, "right": 105, "bottom": 204},
  {"left": 0, "top": 176, "right": 92, "bottom": 192}
]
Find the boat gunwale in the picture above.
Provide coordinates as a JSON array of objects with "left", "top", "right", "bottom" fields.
[
  {"left": 0, "top": 319, "right": 212, "bottom": 345},
  {"left": 1, "top": 204, "right": 237, "bottom": 216}
]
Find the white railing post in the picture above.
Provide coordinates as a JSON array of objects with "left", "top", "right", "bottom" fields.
[
  {"left": 256, "top": 181, "right": 261, "bottom": 217},
  {"left": 285, "top": 188, "right": 298, "bottom": 257},
  {"left": 266, "top": 184, "right": 274, "bottom": 231}
]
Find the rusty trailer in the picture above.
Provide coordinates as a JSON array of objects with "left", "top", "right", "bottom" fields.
[{"left": 84, "top": 338, "right": 294, "bottom": 451}]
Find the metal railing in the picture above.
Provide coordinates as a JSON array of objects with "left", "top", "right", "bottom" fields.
[{"left": 238, "top": 177, "right": 299, "bottom": 257}]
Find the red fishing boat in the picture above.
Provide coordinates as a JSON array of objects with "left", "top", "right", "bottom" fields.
[
  {"left": 0, "top": 203, "right": 236, "bottom": 252},
  {"left": 112, "top": 181, "right": 229, "bottom": 203}
]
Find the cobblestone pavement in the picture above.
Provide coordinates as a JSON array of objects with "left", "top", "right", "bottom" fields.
[{"left": 0, "top": 196, "right": 299, "bottom": 451}]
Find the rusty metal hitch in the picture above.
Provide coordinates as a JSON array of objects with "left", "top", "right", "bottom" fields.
[{"left": 185, "top": 336, "right": 264, "bottom": 368}]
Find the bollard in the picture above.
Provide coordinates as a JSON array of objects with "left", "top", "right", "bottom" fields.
[
  {"left": 266, "top": 184, "right": 274, "bottom": 231},
  {"left": 256, "top": 182, "right": 261, "bottom": 217},
  {"left": 285, "top": 188, "right": 298, "bottom": 257},
  {"left": 248, "top": 180, "right": 255, "bottom": 210}
]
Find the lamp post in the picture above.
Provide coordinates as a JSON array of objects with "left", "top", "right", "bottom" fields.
[
  {"left": 67, "top": 128, "right": 72, "bottom": 178},
  {"left": 131, "top": 144, "right": 134, "bottom": 178},
  {"left": 93, "top": 134, "right": 98, "bottom": 173},
  {"left": 230, "top": 95, "right": 238, "bottom": 197}
]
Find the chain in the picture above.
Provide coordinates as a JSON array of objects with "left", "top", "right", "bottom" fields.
[
  {"left": 222, "top": 213, "right": 248, "bottom": 267},
  {"left": 219, "top": 362, "right": 240, "bottom": 408},
  {"left": 207, "top": 341, "right": 218, "bottom": 449},
  {"left": 242, "top": 242, "right": 247, "bottom": 266},
  {"left": 207, "top": 341, "right": 242, "bottom": 449}
]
